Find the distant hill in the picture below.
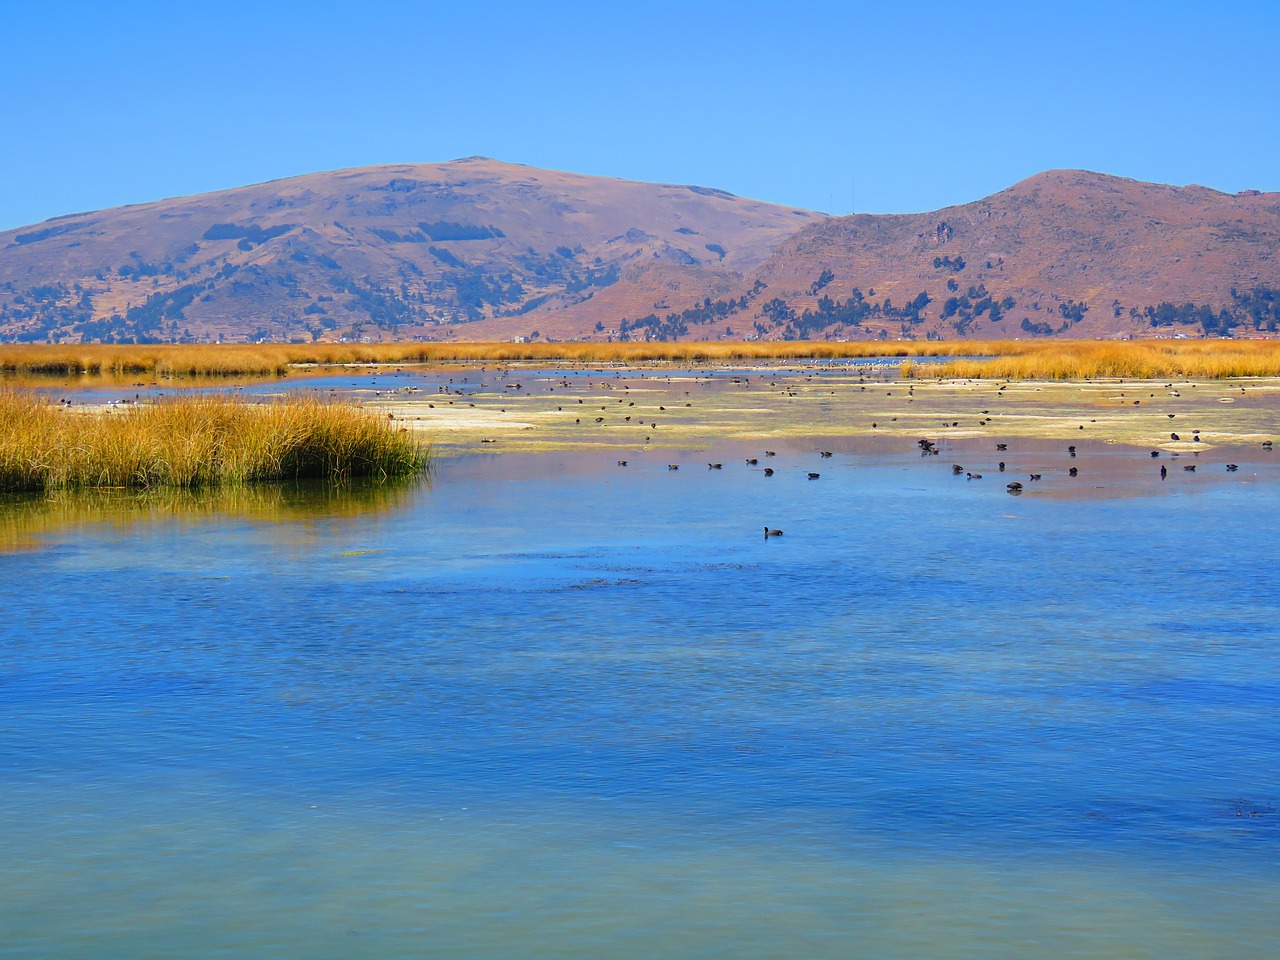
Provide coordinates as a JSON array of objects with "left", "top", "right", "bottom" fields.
[
  {"left": 712, "top": 170, "right": 1280, "bottom": 341},
  {"left": 2, "top": 164, "right": 1278, "bottom": 344},
  {"left": 0, "top": 157, "right": 821, "bottom": 344}
]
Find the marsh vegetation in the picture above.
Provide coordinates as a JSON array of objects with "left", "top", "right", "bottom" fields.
[
  {"left": 900, "top": 340, "right": 1280, "bottom": 379},
  {"left": 3, "top": 339, "right": 1280, "bottom": 382},
  {"left": 0, "top": 392, "right": 428, "bottom": 492}
]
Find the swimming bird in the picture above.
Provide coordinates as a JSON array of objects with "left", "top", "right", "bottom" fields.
[
  {"left": 1226, "top": 463, "right": 1239, "bottom": 472},
  {"left": 808, "top": 472, "right": 821, "bottom": 480},
  {"left": 966, "top": 472, "right": 982, "bottom": 480},
  {"left": 764, "top": 526, "right": 783, "bottom": 538},
  {"left": 668, "top": 464, "right": 679, "bottom": 470},
  {"left": 764, "top": 467, "right": 774, "bottom": 476},
  {"left": 617, "top": 460, "right": 628, "bottom": 466},
  {"left": 1029, "top": 474, "right": 1042, "bottom": 481},
  {"left": 1171, "top": 432, "right": 1180, "bottom": 441},
  {"left": 1151, "top": 451, "right": 1160, "bottom": 457},
  {"left": 765, "top": 450, "right": 776, "bottom": 457},
  {"left": 820, "top": 451, "right": 833, "bottom": 458},
  {"left": 1006, "top": 482, "right": 1023, "bottom": 493},
  {"left": 952, "top": 464, "right": 964, "bottom": 474},
  {"left": 1160, "top": 465, "right": 1167, "bottom": 479},
  {"left": 1184, "top": 464, "right": 1196, "bottom": 472},
  {"left": 746, "top": 458, "right": 759, "bottom": 465},
  {"left": 708, "top": 463, "right": 722, "bottom": 469},
  {"left": 1069, "top": 467, "right": 1078, "bottom": 477},
  {"left": 998, "top": 462, "right": 1006, "bottom": 471},
  {"left": 996, "top": 443, "right": 1007, "bottom": 451}
]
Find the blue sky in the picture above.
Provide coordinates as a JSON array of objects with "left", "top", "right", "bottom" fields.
[{"left": 2, "top": 0, "right": 1277, "bottom": 231}]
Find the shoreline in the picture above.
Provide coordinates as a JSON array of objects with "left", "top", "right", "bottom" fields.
[{"left": 359, "top": 367, "right": 1280, "bottom": 456}]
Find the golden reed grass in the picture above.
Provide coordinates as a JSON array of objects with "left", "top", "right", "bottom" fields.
[
  {"left": 901, "top": 341, "right": 1280, "bottom": 380},
  {"left": 3, "top": 340, "right": 1278, "bottom": 381},
  {"left": 0, "top": 392, "right": 428, "bottom": 493},
  {"left": 0, "top": 341, "right": 984, "bottom": 378}
]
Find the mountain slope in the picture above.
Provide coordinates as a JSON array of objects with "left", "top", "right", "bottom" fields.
[
  {"left": 722, "top": 170, "right": 1280, "bottom": 340},
  {"left": 3, "top": 164, "right": 1279, "bottom": 344},
  {"left": 0, "top": 157, "right": 822, "bottom": 343}
]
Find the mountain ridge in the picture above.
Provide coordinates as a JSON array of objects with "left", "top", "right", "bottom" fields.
[{"left": 2, "top": 161, "right": 1277, "bottom": 344}]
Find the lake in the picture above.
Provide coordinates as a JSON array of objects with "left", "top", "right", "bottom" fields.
[{"left": 2, "top": 371, "right": 1278, "bottom": 959}]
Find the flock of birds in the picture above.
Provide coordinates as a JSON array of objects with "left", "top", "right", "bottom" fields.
[
  {"left": 369, "top": 365, "right": 1275, "bottom": 539},
  {"left": 615, "top": 433, "right": 1275, "bottom": 538}
]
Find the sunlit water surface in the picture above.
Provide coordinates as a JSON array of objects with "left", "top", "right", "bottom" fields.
[{"left": 2, "top": 441, "right": 1278, "bottom": 959}]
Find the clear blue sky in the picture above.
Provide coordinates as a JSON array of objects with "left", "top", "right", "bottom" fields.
[{"left": 2, "top": 0, "right": 1277, "bottom": 231}]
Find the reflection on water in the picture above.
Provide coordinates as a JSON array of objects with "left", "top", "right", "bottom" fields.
[
  {"left": 1, "top": 444, "right": 1278, "bottom": 959},
  {"left": 0, "top": 479, "right": 424, "bottom": 552}
]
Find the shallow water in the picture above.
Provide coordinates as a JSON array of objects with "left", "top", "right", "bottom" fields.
[{"left": 2, "top": 438, "right": 1279, "bottom": 958}]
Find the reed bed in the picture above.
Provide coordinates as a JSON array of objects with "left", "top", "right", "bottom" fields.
[
  {"left": 0, "top": 341, "right": 987, "bottom": 378},
  {"left": 0, "top": 392, "right": 428, "bottom": 493},
  {"left": 3, "top": 339, "right": 1278, "bottom": 381},
  {"left": 901, "top": 340, "right": 1280, "bottom": 380}
]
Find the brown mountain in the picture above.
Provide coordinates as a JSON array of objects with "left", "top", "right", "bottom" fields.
[
  {"left": 719, "top": 170, "right": 1280, "bottom": 341},
  {"left": 0, "top": 157, "right": 822, "bottom": 344},
  {"left": 3, "top": 164, "right": 1278, "bottom": 344}
]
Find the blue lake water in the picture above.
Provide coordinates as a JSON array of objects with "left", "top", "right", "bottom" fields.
[{"left": 2, "top": 437, "right": 1278, "bottom": 958}]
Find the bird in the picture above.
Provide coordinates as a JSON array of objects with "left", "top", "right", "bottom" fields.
[
  {"left": 764, "top": 526, "right": 783, "bottom": 538},
  {"left": 1171, "top": 432, "right": 1180, "bottom": 441},
  {"left": 952, "top": 464, "right": 964, "bottom": 474},
  {"left": 1184, "top": 464, "right": 1196, "bottom": 472},
  {"left": 1160, "top": 465, "right": 1168, "bottom": 479},
  {"left": 667, "top": 464, "right": 679, "bottom": 470},
  {"left": 966, "top": 472, "right": 982, "bottom": 480},
  {"left": 996, "top": 443, "right": 1007, "bottom": 451},
  {"left": 617, "top": 460, "right": 628, "bottom": 467},
  {"left": 1226, "top": 463, "right": 1239, "bottom": 472},
  {"left": 807, "top": 472, "right": 821, "bottom": 480},
  {"left": 708, "top": 463, "right": 722, "bottom": 469},
  {"left": 1006, "top": 482, "right": 1023, "bottom": 493},
  {"left": 1029, "top": 474, "right": 1042, "bottom": 481},
  {"left": 746, "top": 458, "right": 758, "bottom": 465},
  {"left": 998, "top": 462, "right": 1006, "bottom": 472},
  {"left": 820, "top": 451, "right": 833, "bottom": 458},
  {"left": 765, "top": 450, "right": 777, "bottom": 457},
  {"left": 764, "top": 467, "right": 774, "bottom": 476},
  {"left": 1151, "top": 451, "right": 1160, "bottom": 458},
  {"left": 1069, "top": 467, "right": 1078, "bottom": 477}
]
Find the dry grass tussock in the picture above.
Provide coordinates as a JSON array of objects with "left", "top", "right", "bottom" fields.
[
  {"left": 901, "top": 340, "right": 1280, "bottom": 380},
  {"left": 0, "top": 392, "right": 428, "bottom": 493}
]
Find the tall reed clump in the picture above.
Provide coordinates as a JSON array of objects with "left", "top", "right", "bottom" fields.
[{"left": 0, "top": 392, "right": 428, "bottom": 493}]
